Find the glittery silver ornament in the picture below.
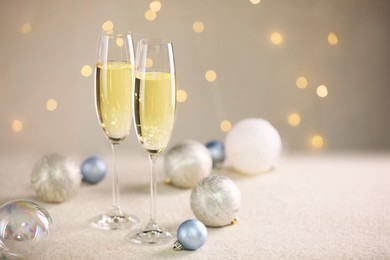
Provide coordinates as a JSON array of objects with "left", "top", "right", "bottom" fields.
[
  {"left": 173, "top": 219, "right": 207, "bottom": 251},
  {"left": 190, "top": 175, "right": 241, "bottom": 227},
  {"left": 0, "top": 199, "right": 52, "bottom": 259},
  {"left": 31, "top": 153, "right": 81, "bottom": 203},
  {"left": 164, "top": 140, "right": 212, "bottom": 189},
  {"left": 225, "top": 118, "right": 282, "bottom": 175}
]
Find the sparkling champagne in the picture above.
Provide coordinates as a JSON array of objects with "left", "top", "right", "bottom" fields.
[
  {"left": 133, "top": 72, "right": 176, "bottom": 154},
  {"left": 95, "top": 61, "right": 132, "bottom": 142}
]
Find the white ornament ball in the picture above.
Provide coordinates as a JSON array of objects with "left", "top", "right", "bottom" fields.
[
  {"left": 190, "top": 175, "right": 241, "bottom": 227},
  {"left": 164, "top": 140, "right": 212, "bottom": 188},
  {"left": 31, "top": 153, "right": 82, "bottom": 203},
  {"left": 225, "top": 118, "right": 282, "bottom": 175}
]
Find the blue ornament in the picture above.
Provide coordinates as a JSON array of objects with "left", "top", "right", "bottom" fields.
[
  {"left": 80, "top": 156, "right": 107, "bottom": 184},
  {"left": 173, "top": 219, "right": 207, "bottom": 251},
  {"left": 205, "top": 140, "right": 225, "bottom": 168}
]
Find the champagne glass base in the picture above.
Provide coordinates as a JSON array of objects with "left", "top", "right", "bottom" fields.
[
  {"left": 90, "top": 211, "right": 139, "bottom": 231},
  {"left": 127, "top": 222, "right": 175, "bottom": 245}
]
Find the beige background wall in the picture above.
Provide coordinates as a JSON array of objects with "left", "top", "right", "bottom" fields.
[{"left": 0, "top": 0, "right": 389, "bottom": 156}]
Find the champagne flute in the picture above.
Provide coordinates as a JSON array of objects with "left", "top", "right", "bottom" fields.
[
  {"left": 128, "top": 39, "right": 176, "bottom": 244},
  {"left": 91, "top": 31, "right": 139, "bottom": 230}
]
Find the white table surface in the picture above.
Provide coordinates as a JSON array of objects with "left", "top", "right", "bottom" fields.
[{"left": 1, "top": 152, "right": 390, "bottom": 259}]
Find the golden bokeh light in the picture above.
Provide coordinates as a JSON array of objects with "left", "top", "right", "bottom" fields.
[
  {"left": 205, "top": 70, "right": 217, "bottom": 82},
  {"left": 288, "top": 113, "right": 301, "bottom": 126},
  {"left": 150, "top": 1, "right": 161, "bottom": 12},
  {"left": 20, "top": 23, "right": 32, "bottom": 34},
  {"left": 102, "top": 20, "right": 114, "bottom": 31},
  {"left": 12, "top": 120, "right": 23, "bottom": 133},
  {"left": 145, "top": 10, "right": 157, "bottom": 21},
  {"left": 220, "top": 120, "right": 232, "bottom": 132},
  {"left": 317, "top": 85, "right": 328, "bottom": 98},
  {"left": 193, "top": 21, "right": 204, "bottom": 33},
  {"left": 328, "top": 32, "right": 338, "bottom": 46},
  {"left": 81, "top": 65, "right": 93, "bottom": 77},
  {"left": 146, "top": 58, "right": 153, "bottom": 68},
  {"left": 270, "top": 32, "right": 283, "bottom": 45},
  {"left": 177, "top": 90, "right": 187, "bottom": 103},
  {"left": 311, "top": 135, "right": 324, "bottom": 149},
  {"left": 296, "top": 76, "right": 308, "bottom": 89},
  {"left": 250, "top": 0, "right": 261, "bottom": 4},
  {"left": 116, "top": 38, "right": 124, "bottom": 47},
  {"left": 46, "top": 99, "right": 58, "bottom": 111}
]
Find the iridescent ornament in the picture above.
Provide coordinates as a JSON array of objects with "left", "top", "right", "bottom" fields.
[
  {"left": 190, "top": 175, "right": 241, "bottom": 227},
  {"left": 80, "top": 156, "right": 107, "bottom": 184},
  {"left": 31, "top": 153, "right": 82, "bottom": 203},
  {"left": 0, "top": 200, "right": 52, "bottom": 259},
  {"left": 205, "top": 140, "right": 225, "bottom": 168},
  {"left": 164, "top": 140, "right": 212, "bottom": 188},
  {"left": 225, "top": 118, "right": 282, "bottom": 175},
  {"left": 173, "top": 219, "right": 207, "bottom": 251}
]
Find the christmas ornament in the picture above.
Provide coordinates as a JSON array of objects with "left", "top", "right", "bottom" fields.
[
  {"left": 205, "top": 140, "right": 225, "bottom": 168},
  {"left": 164, "top": 140, "right": 212, "bottom": 188},
  {"left": 173, "top": 219, "right": 207, "bottom": 251},
  {"left": 80, "top": 156, "right": 107, "bottom": 184},
  {"left": 225, "top": 118, "right": 282, "bottom": 175},
  {"left": 0, "top": 200, "right": 52, "bottom": 259},
  {"left": 190, "top": 175, "right": 241, "bottom": 227},
  {"left": 31, "top": 153, "right": 82, "bottom": 203}
]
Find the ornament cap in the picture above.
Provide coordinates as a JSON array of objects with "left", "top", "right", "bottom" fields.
[
  {"left": 231, "top": 216, "right": 239, "bottom": 225},
  {"left": 173, "top": 240, "right": 184, "bottom": 251}
]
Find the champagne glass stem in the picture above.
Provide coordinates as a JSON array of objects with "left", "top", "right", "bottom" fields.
[
  {"left": 111, "top": 142, "right": 122, "bottom": 215},
  {"left": 148, "top": 154, "right": 158, "bottom": 226}
]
